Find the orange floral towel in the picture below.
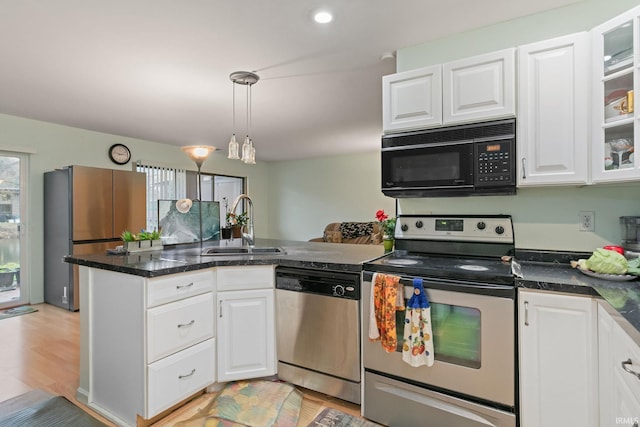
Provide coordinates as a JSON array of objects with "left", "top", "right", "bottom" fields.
[{"left": 369, "top": 272, "right": 404, "bottom": 353}]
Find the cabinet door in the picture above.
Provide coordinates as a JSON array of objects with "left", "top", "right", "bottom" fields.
[
  {"left": 518, "top": 290, "right": 598, "bottom": 427},
  {"left": 517, "top": 33, "right": 589, "bottom": 186},
  {"left": 599, "top": 302, "right": 640, "bottom": 426},
  {"left": 382, "top": 65, "right": 442, "bottom": 132},
  {"left": 591, "top": 6, "right": 640, "bottom": 183},
  {"left": 442, "top": 48, "right": 515, "bottom": 124},
  {"left": 216, "top": 289, "right": 275, "bottom": 382}
]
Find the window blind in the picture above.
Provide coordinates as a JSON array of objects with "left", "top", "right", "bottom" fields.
[{"left": 136, "top": 162, "right": 187, "bottom": 231}]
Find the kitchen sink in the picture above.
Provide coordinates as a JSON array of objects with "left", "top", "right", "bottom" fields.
[{"left": 201, "top": 246, "right": 285, "bottom": 256}]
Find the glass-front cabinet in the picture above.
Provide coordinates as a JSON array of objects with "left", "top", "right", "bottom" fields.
[{"left": 592, "top": 7, "right": 640, "bottom": 183}]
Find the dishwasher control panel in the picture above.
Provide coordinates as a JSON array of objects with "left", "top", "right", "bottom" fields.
[{"left": 275, "top": 267, "right": 360, "bottom": 300}]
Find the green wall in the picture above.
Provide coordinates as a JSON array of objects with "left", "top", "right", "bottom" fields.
[{"left": 0, "top": 113, "right": 270, "bottom": 304}]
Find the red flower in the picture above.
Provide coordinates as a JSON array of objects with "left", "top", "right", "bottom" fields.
[{"left": 375, "top": 210, "right": 388, "bottom": 222}]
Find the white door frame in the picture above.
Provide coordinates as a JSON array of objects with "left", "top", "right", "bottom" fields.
[{"left": 0, "top": 151, "right": 29, "bottom": 309}]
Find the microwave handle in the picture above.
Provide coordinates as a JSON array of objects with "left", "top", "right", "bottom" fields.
[{"left": 521, "top": 157, "right": 527, "bottom": 179}]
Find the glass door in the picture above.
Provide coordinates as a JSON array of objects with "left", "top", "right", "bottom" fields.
[
  {"left": 0, "top": 152, "right": 27, "bottom": 309},
  {"left": 592, "top": 10, "right": 639, "bottom": 182}
]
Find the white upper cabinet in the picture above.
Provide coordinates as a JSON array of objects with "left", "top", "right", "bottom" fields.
[
  {"left": 592, "top": 6, "right": 640, "bottom": 183},
  {"left": 382, "top": 65, "right": 442, "bottom": 132},
  {"left": 382, "top": 49, "right": 516, "bottom": 133},
  {"left": 517, "top": 33, "right": 590, "bottom": 186},
  {"left": 443, "top": 48, "right": 516, "bottom": 124}
]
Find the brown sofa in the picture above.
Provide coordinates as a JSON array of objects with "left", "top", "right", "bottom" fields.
[{"left": 309, "top": 222, "right": 382, "bottom": 245}]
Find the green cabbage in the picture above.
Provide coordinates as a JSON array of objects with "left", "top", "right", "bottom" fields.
[
  {"left": 627, "top": 257, "right": 640, "bottom": 276},
  {"left": 585, "top": 248, "right": 628, "bottom": 275}
]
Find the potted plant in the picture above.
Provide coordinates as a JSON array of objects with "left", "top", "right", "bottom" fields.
[
  {"left": 226, "top": 212, "right": 248, "bottom": 238},
  {"left": 0, "top": 262, "right": 19, "bottom": 288},
  {"left": 220, "top": 197, "right": 232, "bottom": 239},
  {"left": 121, "top": 229, "right": 163, "bottom": 253},
  {"left": 375, "top": 209, "right": 396, "bottom": 252}
]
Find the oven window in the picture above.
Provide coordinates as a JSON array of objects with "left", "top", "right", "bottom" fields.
[{"left": 395, "top": 302, "right": 481, "bottom": 369}]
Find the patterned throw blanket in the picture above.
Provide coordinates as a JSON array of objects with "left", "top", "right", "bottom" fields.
[{"left": 339, "top": 222, "right": 374, "bottom": 239}]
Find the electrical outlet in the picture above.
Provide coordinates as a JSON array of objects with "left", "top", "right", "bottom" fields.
[{"left": 579, "top": 211, "right": 595, "bottom": 232}]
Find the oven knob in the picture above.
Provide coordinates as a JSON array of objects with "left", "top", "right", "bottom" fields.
[
  {"left": 477, "top": 221, "right": 486, "bottom": 230},
  {"left": 401, "top": 224, "right": 409, "bottom": 232},
  {"left": 333, "top": 285, "right": 345, "bottom": 296},
  {"left": 415, "top": 220, "right": 424, "bottom": 228},
  {"left": 495, "top": 225, "right": 505, "bottom": 235}
]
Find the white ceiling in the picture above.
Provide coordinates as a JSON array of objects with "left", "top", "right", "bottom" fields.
[{"left": 0, "top": 1, "right": 579, "bottom": 162}]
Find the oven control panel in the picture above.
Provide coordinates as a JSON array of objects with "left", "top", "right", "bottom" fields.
[{"left": 395, "top": 215, "right": 513, "bottom": 243}]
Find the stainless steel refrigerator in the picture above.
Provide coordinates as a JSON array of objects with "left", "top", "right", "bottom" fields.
[{"left": 44, "top": 165, "right": 146, "bottom": 310}]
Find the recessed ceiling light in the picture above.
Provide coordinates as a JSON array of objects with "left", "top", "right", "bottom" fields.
[{"left": 313, "top": 10, "right": 333, "bottom": 24}]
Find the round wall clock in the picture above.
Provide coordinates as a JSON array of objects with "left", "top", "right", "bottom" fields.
[{"left": 108, "top": 143, "right": 131, "bottom": 165}]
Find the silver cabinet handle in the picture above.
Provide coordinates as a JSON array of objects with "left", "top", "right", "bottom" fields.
[
  {"left": 176, "top": 282, "right": 194, "bottom": 290},
  {"left": 219, "top": 301, "right": 223, "bottom": 318},
  {"left": 178, "top": 369, "right": 196, "bottom": 379},
  {"left": 524, "top": 301, "right": 529, "bottom": 326},
  {"left": 177, "top": 320, "right": 195, "bottom": 328},
  {"left": 622, "top": 359, "right": 640, "bottom": 380},
  {"left": 521, "top": 158, "right": 527, "bottom": 179}
]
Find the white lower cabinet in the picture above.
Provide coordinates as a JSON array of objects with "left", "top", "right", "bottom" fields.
[
  {"left": 147, "top": 338, "right": 215, "bottom": 417},
  {"left": 518, "top": 289, "right": 598, "bottom": 427},
  {"left": 216, "top": 265, "right": 276, "bottom": 382},
  {"left": 85, "top": 268, "right": 216, "bottom": 426},
  {"left": 598, "top": 302, "right": 640, "bottom": 426}
]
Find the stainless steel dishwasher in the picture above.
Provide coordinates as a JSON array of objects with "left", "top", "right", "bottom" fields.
[{"left": 275, "top": 266, "right": 361, "bottom": 404}]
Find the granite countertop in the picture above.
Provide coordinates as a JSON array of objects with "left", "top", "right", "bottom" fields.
[
  {"left": 517, "top": 258, "right": 640, "bottom": 345},
  {"left": 64, "top": 238, "right": 386, "bottom": 277}
]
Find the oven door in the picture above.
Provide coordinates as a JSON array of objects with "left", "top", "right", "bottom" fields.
[
  {"left": 381, "top": 138, "right": 474, "bottom": 197},
  {"left": 362, "top": 274, "right": 515, "bottom": 408}
]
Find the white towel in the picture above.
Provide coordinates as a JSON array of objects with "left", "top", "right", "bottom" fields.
[{"left": 402, "top": 278, "right": 434, "bottom": 367}]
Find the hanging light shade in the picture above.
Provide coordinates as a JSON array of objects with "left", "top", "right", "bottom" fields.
[
  {"left": 228, "top": 71, "right": 259, "bottom": 164},
  {"left": 181, "top": 145, "right": 216, "bottom": 168}
]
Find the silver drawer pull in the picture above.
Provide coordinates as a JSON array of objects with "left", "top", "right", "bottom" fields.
[
  {"left": 176, "top": 282, "right": 194, "bottom": 290},
  {"left": 178, "top": 369, "right": 196, "bottom": 379},
  {"left": 622, "top": 359, "right": 640, "bottom": 380},
  {"left": 177, "top": 320, "right": 195, "bottom": 328}
]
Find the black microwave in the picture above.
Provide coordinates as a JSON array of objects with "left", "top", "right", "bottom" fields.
[{"left": 381, "top": 118, "right": 516, "bottom": 197}]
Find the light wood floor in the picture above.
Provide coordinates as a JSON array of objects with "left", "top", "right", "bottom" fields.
[{"left": 0, "top": 303, "right": 361, "bottom": 426}]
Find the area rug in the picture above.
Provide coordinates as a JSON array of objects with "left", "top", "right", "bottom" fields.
[
  {"left": 0, "top": 305, "right": 37, "bottom": 320},
  {"left": 306, "top": 407, "right": 382, "bottom": 427},
  {"left": 0, "top": 393, "right": 107, "bottom": 426},
  {"left": 175, "top": 379, "right": 303, "bottom": 427}
]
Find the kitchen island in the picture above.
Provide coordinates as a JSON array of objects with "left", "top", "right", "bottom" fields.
[{"left": 65, "top": 238, "right": 384, "bottom": 426}]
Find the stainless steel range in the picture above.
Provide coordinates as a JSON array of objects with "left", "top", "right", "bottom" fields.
[{"left": 362, "top": 214, "right": 517, "bottom": 427}]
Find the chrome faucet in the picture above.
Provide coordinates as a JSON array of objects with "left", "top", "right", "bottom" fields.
[{"left": 230, "top": 194, "right": 254, "bottom": 246}]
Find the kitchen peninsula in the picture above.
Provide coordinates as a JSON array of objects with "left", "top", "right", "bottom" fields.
[{"left": 65, "top": 239, "right": 383, "bottom": 426}]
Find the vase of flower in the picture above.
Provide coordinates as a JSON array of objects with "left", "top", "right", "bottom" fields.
[
  {"left": 376, "top": 209, "right": 396, "bottom": 252},
  {"left": 383, "top": 234, "right": 394, "bottom": 252}
]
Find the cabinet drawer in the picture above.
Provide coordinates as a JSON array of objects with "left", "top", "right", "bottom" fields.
[
  {"left": 147, "top": 338, "right": 215, "bottom": 418},
  {"left": 147, "top": 293, "right": 214, "bottom": 363},
  {"left": 612, "top": 321, "right": 640, "bottom": 403},
  {"left": 147, "top": 269, "right": 215, "bottom": 308},
  {"left": 217, "top": 265, "right": 274, "bottom": 291}
]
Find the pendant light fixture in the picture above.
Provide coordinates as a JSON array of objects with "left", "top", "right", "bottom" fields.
[{"left": 228, "top": 71, "right": 259, "bottom": 164}]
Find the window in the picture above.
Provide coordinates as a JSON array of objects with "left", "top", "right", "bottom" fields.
[{"left": 136, "top": 162, "right": 245, "bottom": 232}]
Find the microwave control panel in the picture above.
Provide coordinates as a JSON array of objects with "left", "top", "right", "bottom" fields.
[{"left": 475, "top": 139, "right": 515, "bottom": 186}]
